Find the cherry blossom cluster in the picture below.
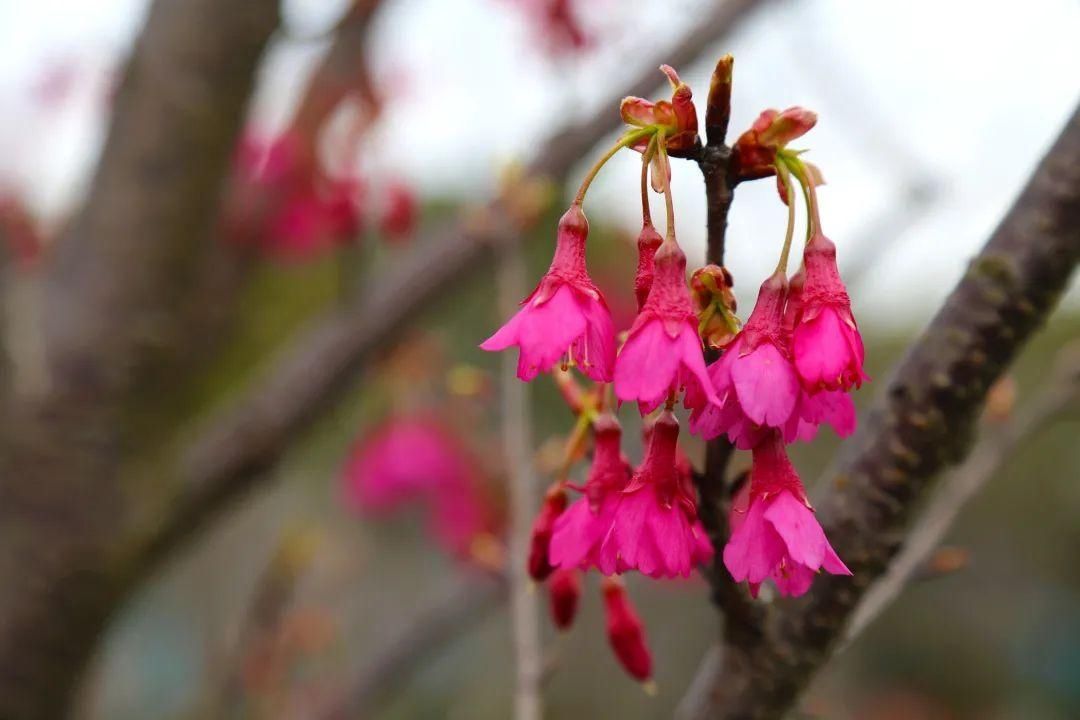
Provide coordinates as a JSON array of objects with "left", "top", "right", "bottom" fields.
[
  {"left": 481, "top": 57, "right": 866, "bottom": 683},
  {"left": 225, "top": 130, "right": 417, "bottom": 260}
]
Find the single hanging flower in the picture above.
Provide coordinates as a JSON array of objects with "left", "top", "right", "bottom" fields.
[
  {"left": 792, "top": 232, "right": 868, "bottom": 392},
  {"left": 723, "top": 431, "right": 851, "bottom": 598},
  {"left": 598, "top": 411, "right": 713, "bottom": 578},
  {"left": 341, "top": 415, "right": 501, "bottom": 563},
  {"left": 549, "top": 414, "right": 632, "bottom": 571},
  {"left": 341, "top": 415, "right": 474, "bottom": 513},
  {"left": 548, "top": 567, "right": 581, "bottom": 630},
  {"left": 614, "top": 241, "right": 719, "bottom": 414},
  {"left": 481, "top": 205, "right": 616, "bottom": 382},
  {"left": 784, "top": 271, "right": 858, "bottom": 442},
  {"left": 689, "top": 271, "right": 801, "bottom": 448},
  {"left": 602, "top": 578, "right": 653, "bottom": 684}
]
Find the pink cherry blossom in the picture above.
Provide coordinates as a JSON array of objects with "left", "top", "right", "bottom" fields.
[
  {"left": 614, "top": 241, "right": 719, "bottom": 414},
  {"left": 792, "top": 233, "right": 868, "bottom": 391},
  {"left": 341, "top": 415, "right": 496, "bottom": 560},
  {"left": 689, "top": 271, "right": 800, "bottom": 446},
  {"left": 341, "top": 415, "right": 472, "bottom": 513},
  {"left": 722, "top": 431, "right": 851, "bottom": 597},
  {"left": 227, "top": 130, "right": 361, "bottom": 260},
  {"left": 597, "top": 411, "right": 713, "bottom": 578},
  {"left": 549, "top": 415, "right": 631, "bottom": 571},
  {"left": 481, "top": 205, "right": 616, "bottom": 382}
]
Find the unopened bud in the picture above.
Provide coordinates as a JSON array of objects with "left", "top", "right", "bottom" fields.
[
  {"left": 547, "top": 568, "right": 581, "bottom": 630},
  {"left": 691, "top": 265, "right": 740, "bottom": 349},
  {"left": 527, "top": 486, "right": 568, "bottom": 581},
  {"left": 602, "top": 578, "right": 653, "bottom": 683}
]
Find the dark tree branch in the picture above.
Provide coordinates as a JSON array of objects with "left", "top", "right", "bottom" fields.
[
  {"left": 844, "top": 342, "right": 1080, "bottom": 645},
  {"left": 0, "top": 1, "right": 280, "bottom": 716},
  {"left": 687, "top": 102, "right": 1080, "bottom": 719}
]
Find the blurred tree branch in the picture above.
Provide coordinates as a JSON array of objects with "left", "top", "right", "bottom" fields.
[
  {"left": 0, "top": 0, "right": 280, "bottom": 716},
  {"left": 684, "top": 102, "right": 1080, "bottom": 719},
  {"left": 843, "top": 343, "right": 1080, "bottom": 645},
  {"left": 317, "top": 573, "right": 507, "bottom": 720}
]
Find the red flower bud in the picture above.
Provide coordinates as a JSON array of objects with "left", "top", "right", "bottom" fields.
[
  {"left": 547, "top": 568, "right": 581, "bottom": 630},
  {"left": 378, "top": 180, "right": 417, "bottom": 244},
  {"left": 602, "top": 579, "right": 653, "bottom": 683},
  {"left": 528, "top": 486, "right": 568, "bottom": 581}
]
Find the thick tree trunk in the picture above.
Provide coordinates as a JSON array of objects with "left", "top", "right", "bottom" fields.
[{"left": 0, "top": 1, "right": 278, "bottom": 716}]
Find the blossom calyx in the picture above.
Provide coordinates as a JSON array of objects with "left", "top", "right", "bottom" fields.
[
  {"left": 731, "top": 107, "right": 817, "bottom": 183},
  {"left": 620, "top": 65, "right": 699, "bottom": 152},
  {"left": 691, "top": 264, "right": 740, "bottom": 350}
]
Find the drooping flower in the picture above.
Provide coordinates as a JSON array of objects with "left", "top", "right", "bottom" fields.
[
  {"left": 791, "top": 232, "right": 867, "bottom": 392},
  {"left": 548, "top": 568, "right": 581, "bottom": 630},
  {"left": 614, "top": 241, "right": 719, "bottom": 414},
  {"left": 528, "top": 486, "right": 568, "bottom": 581},
  {"left": 341, "top": 415, "right": 473, "bottom": 513},
  {"left": 341, "top": 415, "right": 498, "bottom": 561},
  {"left": 226, "top": 130, "right": 361, "bottom": 259},
  {"left": 602, "top": 578, "right": 653, "bottom": 683},
  {"left": 723, "top": 431, "right": 851, "bottom": 598},
  {"left": 689, "top": 271, "right": 800, "bottom": 447},
  {"left": 549, "top": 415, "right": 631, "bottom": 571},
  {"left": 481, "top": 205, "right": 616, "bottom": 382},
  {"left": 598, "top": 411, "right": 713, "bottom": 578}
]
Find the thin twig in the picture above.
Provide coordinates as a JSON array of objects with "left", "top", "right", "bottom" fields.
[
  {"left": 498, "top": 243, "right": 543, "bottom": 720},
  {"left": 844, "top": 344, "right": 1080, "bottom": 645}
]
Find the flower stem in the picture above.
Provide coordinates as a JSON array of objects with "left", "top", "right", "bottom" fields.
[
  {"left": 656, "top": 131, "right": 677, "bottom": 243},
  {"left": 573, "top": 127, "right": 654, "bottom": 207},
  {"left": 782, "top": 153, "right": 823, "bottom": 237},
  {"left": 640, "top": 136, "right": 657, "bottom": 226},
  {"left": 775, "top": 162, "right": 797, "bottom": 275}
]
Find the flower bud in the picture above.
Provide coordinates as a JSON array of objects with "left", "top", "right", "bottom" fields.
[
  {"left": 602, "top": 579, "right": 653, "bottom": 683},
  {"left": 528, "top": 486, "right": 568, "bottom": 581},
  {"left": 547, "top": 568, "right": 581, "bottom": 630},
  {"left": 690, "top": 265, "right": 740, "bottom": 350}
]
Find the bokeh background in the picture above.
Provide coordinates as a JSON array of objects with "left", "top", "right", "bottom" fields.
[{"left": 1, "top": 0, "right": 1078, "bottom": 718}]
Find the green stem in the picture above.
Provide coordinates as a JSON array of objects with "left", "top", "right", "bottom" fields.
[
  {"left": 656, "top": 131, "right": 677, "bottom": 243},
  {"left": 640, "top": 136, "right": 657, "bottom": 225},
  {"left": 775, "top": 163, "right": 797, "bottom": 275},
  {"left": 573, "top": 127, "right": 654, "bottom": 207}
]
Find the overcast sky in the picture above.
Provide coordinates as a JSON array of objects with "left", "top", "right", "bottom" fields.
[{"left": 1, "top": 0, "right": 1078, "bottom": 327}]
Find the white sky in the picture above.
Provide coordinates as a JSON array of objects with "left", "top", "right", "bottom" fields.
[{"left": 1, "top": 0, "right": 1078, "bottom": 327}]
